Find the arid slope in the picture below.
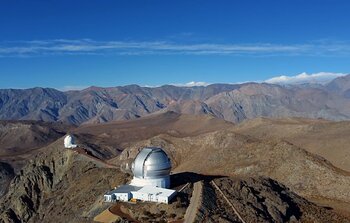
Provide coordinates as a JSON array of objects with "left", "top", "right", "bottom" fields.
[
  {"left": 1, "top": 114, "right": 350, "bottom": 222},
  {"left": 233, "top": 117, "right": 350, "bottom": 172},
  {"left": 73, "top": 111, "right": 234, "bottom": 160},
  {"left": 0, "top": 120, "right": 71, "bottom": 157},
  {"left": 0, "top": 138, "right": 129, "bottom": 223}
]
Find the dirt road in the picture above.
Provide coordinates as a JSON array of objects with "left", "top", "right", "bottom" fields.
[{"left": 184, "top": 181, "right": 203, "bottom": 223}]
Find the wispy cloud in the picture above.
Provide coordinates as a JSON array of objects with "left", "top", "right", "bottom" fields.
[
  {"left": 58, "top": 85, "right": 89, "bottom": 91},
  {"left": 1, "top": 39, "right": 350, "bottom": 57},
  {"left": 172, "top": 81, "right": 210, "bottom": 87},
  {"left": 142, "top": 81, "right": 210, "bottom": 88},
  {"left": 141, "top": 81, "right": 210, "bottom": 88},
  {"left": 265, "top": 72, "right": 347, "bottom": 85}
]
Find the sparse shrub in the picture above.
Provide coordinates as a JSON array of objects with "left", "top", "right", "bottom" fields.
[
  {"left": 141, "top": 216, "right": 148, "bottom": 221},
  {"left": 143, "top": 210, "right": 151, "bottom": 216},
  {"left": 169, "top": 213, "right": 176, "bottom": 219}
]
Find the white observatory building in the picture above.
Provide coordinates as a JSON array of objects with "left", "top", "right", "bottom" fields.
[
  {"left": 64, "top": 134, "right": 77, "bottom": 149},
  {"left": 130, "top": 147, "right": 171, "bottom": 188},
  {"left": 104, "top": 147, "right": 176, "bottom": 204}
]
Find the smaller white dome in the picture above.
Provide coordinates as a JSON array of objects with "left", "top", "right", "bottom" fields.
[{"left": 64, "top": 134, "right": 77, "bottom": 149}]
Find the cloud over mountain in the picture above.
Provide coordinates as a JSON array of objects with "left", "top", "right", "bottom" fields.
[
  {"left": 173, "top": 81, "right": 210, "bottom": 87},
  {"left": 265, "top": 72, "right": 347, "bottom": 85}
]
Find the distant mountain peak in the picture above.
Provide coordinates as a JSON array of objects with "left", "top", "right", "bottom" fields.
[{"left": 1, "top": 75, "right": 350, "bottom": 125}]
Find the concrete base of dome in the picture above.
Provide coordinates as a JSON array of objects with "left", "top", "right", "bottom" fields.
[{"left": 130, "top": 176, "right": 170, "bottom": 188}]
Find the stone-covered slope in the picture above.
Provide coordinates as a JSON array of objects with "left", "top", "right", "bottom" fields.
[
  {"left": 0, "top": 139, "right": 129, "bottom": 223},
  {"left": 199, "top": 177, "right": 349, "bottom": 223}
]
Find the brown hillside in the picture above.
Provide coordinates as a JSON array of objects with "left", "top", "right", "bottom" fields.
[
  {"left": 233, "top": 117, "right": 350, "bottom": 172},
  {"left": 1, "top": 115, "right": 350, "bottom": 222},
  {"left": 117, "top": 128, "right": 350, "bottom": 216},
  {"left": 73, "top": 111, "right": 234, "bottom": 160}
]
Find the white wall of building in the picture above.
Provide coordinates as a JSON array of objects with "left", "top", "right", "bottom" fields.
[
  {"left": 115, "top": 192, "right": 130, "bottom": 202},
  {"left": 104, "top": 195, "right": 112, "bottom": 202},
  {"left": 132, "top": 191, "right": 169, "bottom": 203},
  {"left": 104, "top": 192, "right": 130, "bottom": 202},
  {"left": 130, "top": 176, "right": 170, "bottom": 188},
  {"left": 131, "top": 186, "right": 176, "bottom": 204}
]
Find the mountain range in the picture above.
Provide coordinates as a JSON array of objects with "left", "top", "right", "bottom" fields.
[{"left": 1, "top": 75, "right": 350, "bottom": 125}]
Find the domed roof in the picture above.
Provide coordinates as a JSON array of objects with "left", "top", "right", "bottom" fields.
[
  {"left": 64, "top": 134, "right": 77, "bottom": 148},
  {"left": 132, "top": 147, "right": 171, "bottom": 179}
]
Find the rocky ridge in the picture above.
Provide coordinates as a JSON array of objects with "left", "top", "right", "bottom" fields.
[
  {"left": 0, "top": 138, "right": 129, "bottom": 223},
  {"left": 198, "top": 177, "right": 350, "bottom": 223},
  {"left": 1, "top": 75, "right": 350, "bottom": 125}
]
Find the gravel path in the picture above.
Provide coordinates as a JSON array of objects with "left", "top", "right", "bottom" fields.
[{"left": 184, "top": 181, "right": 203, "bottom": 223}]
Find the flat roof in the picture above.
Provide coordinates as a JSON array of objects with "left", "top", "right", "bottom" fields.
[
  {"left": 133, "top": 185, "right": 177, "bottom": 197},
  {"left": 105, "top": 184, "right": 142, "bottom": 195}
]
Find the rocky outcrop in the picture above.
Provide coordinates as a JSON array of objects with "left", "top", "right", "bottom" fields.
[
  {"left": 0, "top": 141, "right": 72, "bottom": 222},
  {"left": 0, "top": 162, "right": 14, "bottom": 198},
  {"left": 198, "top": 177, "right": 349, "bottom": 223},
  {"left": 0, "top": 138, "right": 129, "bottom": 223}
]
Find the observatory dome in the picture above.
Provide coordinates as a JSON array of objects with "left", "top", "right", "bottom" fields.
[
  {"left": 130, "top": 147, "right": 171, "bottom": 188},
  {"left": 64, "top": 134, "right": 77, "bottom": 149}
]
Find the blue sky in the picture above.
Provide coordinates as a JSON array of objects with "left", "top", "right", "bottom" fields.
[{"left": 1, "top": 0, "right": 350, "bottom": 89}]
